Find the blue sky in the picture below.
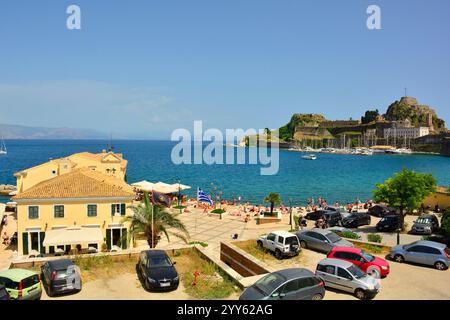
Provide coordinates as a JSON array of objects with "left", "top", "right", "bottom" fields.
[{"left": 0, "top": 0, "right": 449, "bottom": 139}]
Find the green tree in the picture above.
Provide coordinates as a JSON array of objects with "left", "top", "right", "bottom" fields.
[
  {"left": 441, "top": 209, "right": 450, "bottom": 236},
  {"left": 373, "top": 168, "right": 437, "bottom": 215},
  {"left": 361, "top": 109, "right": 380, "bottom": 124},
  {"left": 122, "top": 192, "right": 189, "bottom": 248},
  {"left": 264, "top": 192, "right": 282, "bottom": 214}
]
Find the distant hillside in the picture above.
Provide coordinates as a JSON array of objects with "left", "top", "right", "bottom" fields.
[
  {"left": 279, "top": 114, "right": 328, "bottom": 141},
  {"left": 0, "top": 123, "right": 109, "bottom": 140},
  {"left": 384, "top": 97, "right": 446, "bottom": 129}
]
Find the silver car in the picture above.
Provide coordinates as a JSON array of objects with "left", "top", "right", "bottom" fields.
[
  {"left": 389, "top": 240, "right": 450, "bottom": 270},
  {"left": 239, "top": 268, "right": 326, "bottom": 300},
  {"left": 296, "top": 228, "right": 353, "bottom": 253},
  {"left": 315, "top": 258, "right": 381, "bottom": 300}
]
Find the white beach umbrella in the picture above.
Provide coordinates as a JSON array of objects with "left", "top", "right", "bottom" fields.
[{"left": 131, "top": 180, "right": 156, "bottom": 192}]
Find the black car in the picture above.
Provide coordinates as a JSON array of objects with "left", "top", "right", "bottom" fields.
[
  {"left": 323, "top": 211, "right": 343, "bottom": 227},
  {"left": 368, "top": 204, "right": 395, "bottom": 218},
  {"left": 41, "top": 259, "right": 82, "bottom": 297},
  {"left": 342, "top": 212, "right": 371, "bottom": 228},
  {"left": 0, "top": 284, "right": 10, "bottom": 300},
  {"left": 376, "top": 215, "right": 404, "bottom": 232},
  {"left": 305, "top": 210, "right": 328, "bottom": 221},
  {"left": 138, "top": 250, "right": 179, "bottom": 292}
]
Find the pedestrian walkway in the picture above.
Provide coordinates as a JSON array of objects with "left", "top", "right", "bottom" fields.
[
  {"left": 156, "top": 209, "right": 292, "bottom": 258},
  {"left": 0, "top": 211, "right": 18, "bottom": 271}
]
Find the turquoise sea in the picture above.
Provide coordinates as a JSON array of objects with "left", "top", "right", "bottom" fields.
[{"left": 0, "top": 140, "right": 449, "bottom": 205}]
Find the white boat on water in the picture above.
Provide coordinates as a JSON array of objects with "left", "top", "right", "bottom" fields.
[
  {"left": 385, "top": 148, "right": 412, "bottom": 155},
  {"left": 0, "top": 137, "right": 6, "bottom": 155},
  {"left": 302, "top": 154, "right": 317, "bottom": 160}
]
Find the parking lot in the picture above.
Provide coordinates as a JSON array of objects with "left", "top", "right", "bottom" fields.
[
  {"left": 243, "top": 241, "right": 450, "bottom": 300},
  {"left": 41, "top": 273, "right": 193, "bottom": 300}
]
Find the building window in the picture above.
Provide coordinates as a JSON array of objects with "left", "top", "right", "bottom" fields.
[
  {"left": 111, "top": 203, "right": 125, "bottom": 216},
  {"left": 28, "top": 206, "right": 39, "bottom": 220},
  {"left": 87, "top": 204, "right": 97, "bottom": 217},
  {"left": 54, "top": 205, "right": 65, "bottom": 218}
]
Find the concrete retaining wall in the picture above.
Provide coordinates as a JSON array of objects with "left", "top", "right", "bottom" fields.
[{"left": 220, "top": 242, "right": 271, "bottom": 277}]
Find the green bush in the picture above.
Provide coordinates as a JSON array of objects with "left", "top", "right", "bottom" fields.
[
  {"left": 336, "top": 231, "right": 361, "bottom": 240},
  {"left": 174, "top": 250, "right": 182, "bottom": 257},
  {"left": 210, "top": 208, "right": 225, "bottom": 214},
  {"left": 188, "top": 241, "right": 209, "bottom": 247},
  {"left": 441, "top": 209, "right": 450, "bottom": 236},
  {"left": 365, "top": 244, "right": 383, "bottom": 254},
  {"left": 367, "top": 234, "right": 383, "bottom": 243}
]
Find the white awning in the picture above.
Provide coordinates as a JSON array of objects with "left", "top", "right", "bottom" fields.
[
  {"left": 43, "top": 227, "right": 103, "bottom": 247},
  {"left": 131, "top": 181, "right": 191, "bottom": 194}
]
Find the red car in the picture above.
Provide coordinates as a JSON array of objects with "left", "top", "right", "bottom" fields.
[{"left": 327, "top": 246, "right": 390, "bottom": 278}]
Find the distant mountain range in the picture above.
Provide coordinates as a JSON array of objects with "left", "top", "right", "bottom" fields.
[{"left": 0, "top": 123, "right": 110, "bottom": 140}]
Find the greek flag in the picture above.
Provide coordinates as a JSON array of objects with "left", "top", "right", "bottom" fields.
[{"left": 197, "top": 188, "right": 214, "bottom": 205}]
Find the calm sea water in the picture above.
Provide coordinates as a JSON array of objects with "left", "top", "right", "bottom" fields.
[{"left": 0, "top": 140, "right": 449, "bottom": 205}]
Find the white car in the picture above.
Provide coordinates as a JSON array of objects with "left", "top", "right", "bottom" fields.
[
  {"left": 316, "top": 258, "right": 381, "bottom": 300},
  {"left": 257, "top": 231, "right": 300, "bottom": 259}
]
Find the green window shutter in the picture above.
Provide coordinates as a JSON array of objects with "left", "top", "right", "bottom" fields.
[
  {"left": 106, "top": 229, "right": 111, "bottom": 250},
  {"left": 111, "top": 204, "right": 115, "bottom": 216},
  {"left": 40, "top": 232, "right": 46, "bottom": 254},
  {"left": 121, "top": 228, "right": 127, "bottom": 249},
  {"left": 49, "top": 246, "right": 55, "bottom": 254},
  {"left": 120, "top": 204, "right": 126, "bottom": 216},
  {"left": 22, "top": 233, "right": 29, "bottom": 255}
]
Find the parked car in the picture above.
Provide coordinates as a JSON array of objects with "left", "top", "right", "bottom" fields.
[
  {"left": 342, "top": 212, "right": 371, "bottom": 229},
  {"left": 376, "top": 214, "right": 404, "bottom": 232},
  {"left": 138, "top": 250, "right": 179, "bottom": 291},
  {"left": 316, "top": 258, "right": 380, "bottom": 300},
  {"left": 257, "top": 231, "right": 300, "bottom": 259},
  {"left": 0, "top": 284, "right": 10, "bottom": 300},
  {"left": 296, "top": 228, "right": 353, "bottom": 253},
  {"left": 41, "top": 259, "right": 81, "bottom": 297},
  {"left": 323, "top": 211, "right": 343, "bottom": 227},
  {"left": 410, "top": 214, "right": 440, "bottom": 235},
  {"left": 239, "top": 268, "right": 325, "bottom": 300},
  {"left": 305, "top": 210, "right": 328, "bottom": 221},
  {"left": 389, "top": 240, "right": 450, "bottom": 270},
  {"left": 0, "top": 269, "right": 42, "bottom": 300},
  {"left": 368, "top": 204, "right": 396, "bottom": 217},
  {"left": 327, "top": 246, "right": 390, "bottom": 278}
]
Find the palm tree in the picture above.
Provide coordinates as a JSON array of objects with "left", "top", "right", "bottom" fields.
[
  {"left": 122, "top": 192, "right": 189, "bottom": 248},
  {"left": 264, "top": 192, "right": 282, "bottom": 215}
]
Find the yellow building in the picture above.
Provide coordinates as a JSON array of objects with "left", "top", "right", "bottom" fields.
[
  {"left": 423, "top": 186, "right": 450, "bottom": 210},
  {"left": 13, "top": 168, "right": 135, "bottom": 256},
  {"left": 14, "top": 150, "right": 128, "bottom": 193}
]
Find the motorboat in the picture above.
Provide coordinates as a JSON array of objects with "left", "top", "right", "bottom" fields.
[{"left": 302, "top": 154, "right": 317, "bottom": 160}]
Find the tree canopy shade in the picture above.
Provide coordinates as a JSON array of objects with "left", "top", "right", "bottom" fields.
[
  {"left": 441, "top": 209, "right": 450, "bottom": 236},
  {"left": 122, "top": 192, "right": 189, "bottom": 248},
  {"left": 373, "top": 168, "right": 437, "bottom": 215},
  {"left": 264, "top": 192, "right": 282, "bottom": 214}
]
